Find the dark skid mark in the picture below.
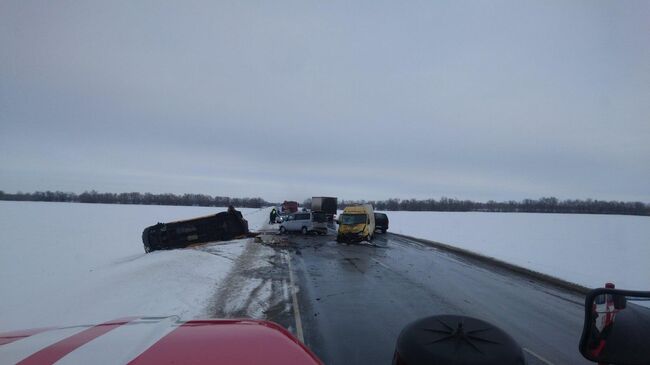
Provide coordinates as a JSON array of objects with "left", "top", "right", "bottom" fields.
[{"left": 342, "top": 257, "right": 365, "bottom": 273}]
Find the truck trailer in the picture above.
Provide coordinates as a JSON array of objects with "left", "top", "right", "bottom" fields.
[{"left": 311, "top": 197, "right": 337, "bottom": 215}]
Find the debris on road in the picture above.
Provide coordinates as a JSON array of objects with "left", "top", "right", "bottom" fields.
[{"left": 255, "top": 234, "right": 290, "bottom": 246}]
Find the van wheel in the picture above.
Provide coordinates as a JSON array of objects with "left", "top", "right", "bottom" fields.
[
  {"left": 279, "top": 226, "right": 286, "bottom": 234},
  {"left": 301, "top": 227, "right": 308, "bottom": 235}
]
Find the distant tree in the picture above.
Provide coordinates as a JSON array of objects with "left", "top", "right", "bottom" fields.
[{"left": 1, "top": 190, "right": 648, "bottom": 216}]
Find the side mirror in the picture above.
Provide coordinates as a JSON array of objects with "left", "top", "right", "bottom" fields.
[{"left": 579, "top": 288, "right": 650, "bottom": 365}]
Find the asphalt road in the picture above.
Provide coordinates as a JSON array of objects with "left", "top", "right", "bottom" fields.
[{"left": 273, "top": 232, "right": 593, "bottom": 365}]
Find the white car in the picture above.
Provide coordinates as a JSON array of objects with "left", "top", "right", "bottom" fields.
[{"left": 279, "top": 212, "right": 314, "bottom": 234}]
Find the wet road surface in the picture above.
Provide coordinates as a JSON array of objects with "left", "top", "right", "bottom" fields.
[{"left": 276, "top": 232, "right": 592, "bottom": 365}]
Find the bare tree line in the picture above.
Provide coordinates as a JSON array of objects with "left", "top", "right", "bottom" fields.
[
  {"left": 0, "top": 190, "right": 269, "bottom": 208},
  {"left": 338, "top": 197, "right": 650, "bottom": 216},
  {"left": 1, "top": 191, "right": 648, "bottom": 216}
]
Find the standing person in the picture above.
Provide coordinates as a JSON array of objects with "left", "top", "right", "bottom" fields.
[
  {"left": 269, "top": 208, "right": 277, "bottom": 224},
  {"left": 227, "top": 205, "right": 237, "bottom": 214}
]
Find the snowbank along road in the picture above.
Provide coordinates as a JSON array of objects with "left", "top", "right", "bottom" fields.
[{"left": 0, "top": 203, "right": 270, "bottom": 332}]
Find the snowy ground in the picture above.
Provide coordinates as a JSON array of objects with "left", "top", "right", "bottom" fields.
[
  {"left": 383, "top": 211, "right": 650, "bottom": 290},
  {"left": 0, "top": 201, "right": 272, "bottom": 332},
  {"left": 2, "top": 202, "right": 648, "bottom": 332}
]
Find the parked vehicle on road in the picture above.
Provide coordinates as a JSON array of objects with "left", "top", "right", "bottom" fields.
[
  {"left": 337, "top": 204, "right": 375, "bottom": 242},
  {"left": 279, "top": 212, "right": 324, "bottom": 234},
  {"left": 281, "top": 201, "right": 299, "bottom": 213},
  {"left": 310, "top": 211, "right": 328, "bottom": 234},
  {"left": 311, "top": 197, "right": 337, "bottom": 221},
  {"left": 276, "top": 213, "right": 289, "bottom": 223},
  {"left": 374, "top": 213, "right": 389, "bottom": 233}
]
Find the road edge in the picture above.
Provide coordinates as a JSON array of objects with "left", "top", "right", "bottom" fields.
[
  {"left": 285, "top": 252, "right": 305, "bottom": 343},
  {"left": 390, "top": 232, "right": 591, "bottom": 295}
]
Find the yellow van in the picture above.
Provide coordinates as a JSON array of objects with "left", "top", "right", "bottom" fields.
[{"left": 336, "top": 204, "right": 375, "bottom": 242}]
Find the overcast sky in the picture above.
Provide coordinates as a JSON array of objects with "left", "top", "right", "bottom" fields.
[{"left": 1, "top": 1, "right": 648, "bottom": 203}]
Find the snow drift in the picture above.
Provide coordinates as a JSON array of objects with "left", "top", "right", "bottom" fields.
[
  {"left": 383, "top": 211, "right": 649, "bottom": 290},
  {"left": 0, "top": 201, "right": 270, "bottom": 332}
]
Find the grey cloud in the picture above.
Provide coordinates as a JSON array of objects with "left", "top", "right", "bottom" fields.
[{"left": 1, "top": 0, "right": 648, "bottom": 202}]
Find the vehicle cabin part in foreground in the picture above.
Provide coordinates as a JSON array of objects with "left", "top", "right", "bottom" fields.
[
  {"left": 2, "top": 287, "right": 648, "bottom": 365},
  {"left": 579, "top": 287, "right": 650, "bottom": 365},
  {"left": 0, "top": 317, "right": 323, "bottom": 365},
  {"left": 337, "top": 204, "right": 375, "bottom": 242}
]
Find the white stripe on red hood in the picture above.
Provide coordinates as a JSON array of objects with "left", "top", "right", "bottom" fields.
[
  {"left": 0, "top": 317, "right": 323, "bottom": 365},
  {"left": 0, "top": 325, "right": 90, "bottom": 365},
  {"left": 54, "top": 317, "right": 180, "bottom": 365},
  {"left": 13, "top": 317, "right": 137, "bottom": 365},
  {"left": 0, "top": 328, "right": 52, "bottom": 347}
]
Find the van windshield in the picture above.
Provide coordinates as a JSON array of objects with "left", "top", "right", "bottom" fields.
[{"left": 340, "top": 214, "right": 366, "bottom": 225}]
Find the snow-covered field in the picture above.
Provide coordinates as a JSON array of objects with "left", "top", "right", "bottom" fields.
[
  {"left": 383, "top": 211, "right": 650, "bottom": 290},
  {"left": 0, "top": 201, "right": 271, "bottom": 332},
  {"left": 2, "top": 202, "right": 648, "bottom": 332}
]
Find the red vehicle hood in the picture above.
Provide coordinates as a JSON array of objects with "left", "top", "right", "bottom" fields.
[{"left": 0, "top": 317, "right": 322, "bottom": 365}]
